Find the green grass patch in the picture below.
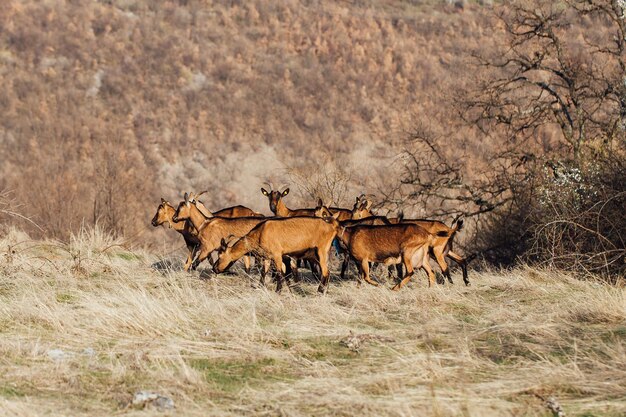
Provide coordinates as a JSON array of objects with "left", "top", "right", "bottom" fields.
[
  {"left": 601, "top": 325, "right": 626, "bottom": 343},
  {"left": 56, "top": 292, "right": 77, "bottom": 304},
  {"left": 448, "top": 302, "right": 481, "bottom": 324},
  {"left": 188, "top": 357, "right": 293, "bottom": 392},
  {"left": 480, "top": 286, "right": 503, "bottom": 301},
  {"left": 474, "top": 332, "right": 539, "bottom": 364},
  {"left": 114, "top": 252, "right": 142, "bottom": 261},
  {"left": 0, "top": 281, "right": 15, "bottom": 297},
  {"left": 548, "top": 343, "right": 574, "bottom": 364},
  {"left": 0, "top": 384, "right": 25, "bottom": 398},
  {"left": 74, "top": 369, "right": 116, "bottom": 391},
  {"left": 419, "top": 335, "right": 451, "bottom": 351},
  {"left": 300, "top": 336, "right": 358, "bottom": 363}
]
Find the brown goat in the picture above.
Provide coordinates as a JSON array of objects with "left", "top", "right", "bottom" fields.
[
  {"left": 315, "top": 198, "right": 352, "bottom": 221},
  {"left": 172, "top": 193, "right": 266, "bottom": 271},
  {"left": 260, "top": 184, "right": 353, "bottom": 220},
  {"left": 351, "top": 194, "right": 375, "bottom": 219},
  {"left": 401, "top": 218, "right": 469, "bottom": 285},
  {"left": 213, "top": 205, "right": 263, "bottom": 218},
  {"left": 258, "top": 189, "right": 341, "bottom": 281},
  {"left": 260, "top": 185, "right": 318, "bottom": 217},
  {"left": 316, "top": 204, "right": 397, "bottom": 280},
  {"left": 214, "top": 215, "right": 340, "bottom": 293},
  {"left": 336, "top": 223, "right": 449, "bottom": 289},
  {"left": 187, "top": 191, "right": 263, "bottom": 219},
  {"left": 151, "top": 198, "right": 201, "bottom": 272},
  {"left": 351, "top": 200, "right": 468, "bottom": 285},
  {"left": 335, "top": 216, "right": 399, "bottom": 280},
  {"left": 351, "top": 199, "right": 404, "bottom": 223}
]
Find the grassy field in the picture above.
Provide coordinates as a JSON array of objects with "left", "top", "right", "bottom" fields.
[{"left": 0, "top": 228, "right": 624, "bottom": 416}]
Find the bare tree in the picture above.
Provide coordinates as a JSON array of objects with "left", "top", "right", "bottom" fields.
[
  {"left": 286, "top": 156, "right": 353, "bottom": 206},
  {"left": 464, "top": 0, "right": 625, "bottom": 164},
  {"left": 387, "top": 0, "right": 626, "bottom": 275}
]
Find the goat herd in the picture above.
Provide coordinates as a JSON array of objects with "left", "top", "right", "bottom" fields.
[{"left": 151, "top": 185, "right": 470, "bottom": 294}]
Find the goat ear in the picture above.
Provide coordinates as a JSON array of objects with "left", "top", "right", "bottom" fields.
[
  {"left": 317, "top": 198, "right": 323, "bottom": 207},
  {"left": 332, "top": 211, "right": 341, "bottom": 220},
  {"left": 184, "top": 192, "right": 189, "bottom": 203},
  {"left": 261, "top": 188, "right": 269, "bottom": 196},
  {"left": 281, "top": 188, "right": 290, "bottom": 196},
  {"left": 365, "top": 200, "right": 373, "bottom": 210}
]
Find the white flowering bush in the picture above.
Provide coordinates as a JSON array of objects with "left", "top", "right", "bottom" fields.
[
  {"left": 538, "top": 162, "right": 601, "bottom": 210},
  {"left": 527, "top": 155, "right": 626, "bottom": 279},
  {"left": 618, "top": 0, "right": 626, "bottom": 19}
]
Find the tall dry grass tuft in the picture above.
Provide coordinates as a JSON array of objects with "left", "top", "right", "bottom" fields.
[{"left": 0, "top": 229, "right": 624, "bottom": 416}]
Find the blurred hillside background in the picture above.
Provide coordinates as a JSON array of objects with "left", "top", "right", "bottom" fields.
[{"left": 0, "top": 0, "right": 624, "bottom": 277}]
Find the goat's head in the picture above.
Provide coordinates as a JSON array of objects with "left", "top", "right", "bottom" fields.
[
  {"left": 151, "top": 198, "right": 174, "bottom": 228},
  {"left": 351, "top": 195, "right": 373, "bottom": 219},
  {"left": 260, "top": 182, "right": 289, "bottom": 214},
  {"left": 321, "top": 210, "right": 341, "bottom": 228},
  {"left": 172, "top": 192, "right": 194, "bottom": 223},
  {"left": 213, "top": 235, "right": 240, "bottom": 273},
  {"left": 314, "top": 198, "right": 333, "bottom": 218}
]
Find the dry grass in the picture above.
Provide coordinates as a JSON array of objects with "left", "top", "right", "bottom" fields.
[{"left": 0, "top": 228, "right": 624, "bottom": 416}]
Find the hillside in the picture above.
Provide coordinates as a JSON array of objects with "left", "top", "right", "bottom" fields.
[
  {"left": 0, "top": 0, "right": 495, "bottom": 240},
  {"left": 0, "top": 229, "right": 624, "bottom": 416}
]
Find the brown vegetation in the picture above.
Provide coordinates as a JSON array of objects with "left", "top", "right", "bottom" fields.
[
  {"left": 1, "top": 1, "right": 622, "bottom": 276},
  {"left": 0, "top": 0, "right": 495, "bottom": 241},
  {"left": 1, "top": 1, "right": 624, "bottom": 414},
  {"left": 373, "top": 0, "right": 626, "bottom": 278}
]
